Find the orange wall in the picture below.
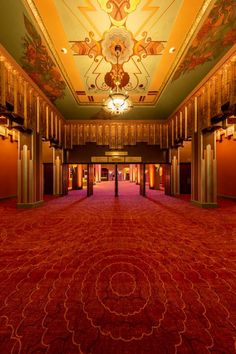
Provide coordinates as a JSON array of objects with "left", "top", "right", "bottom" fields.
[
  {"left": 0, "top": 137, "right": 18, "bottom": 199},
  {"left": 217, "top": 137, "right": 236, "bottom": 198},
  {"left": 179, "top": 141, "right": 192, "bottom": 163},
  {"left": 42, "top": 141, "right": 53, "bottom": 162}
]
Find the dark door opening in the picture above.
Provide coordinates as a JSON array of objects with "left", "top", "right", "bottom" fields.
[
  {"left": 180, "top": 163, "right": 191, "bottom": 194},
  {"left": 101, "top": 168, "right": 109, "bottom": 181}
]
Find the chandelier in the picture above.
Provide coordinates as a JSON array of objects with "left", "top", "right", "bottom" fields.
[{"left": 103, "top": 45, "right": 132, "bottom": 115}]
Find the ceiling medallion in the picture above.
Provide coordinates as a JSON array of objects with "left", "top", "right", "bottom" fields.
[
  {"left": 103, "top": 44, "right": 132, "bottom": 115},
  {"left": 101, "top": 27, "right": 134, "bottom": 64}
]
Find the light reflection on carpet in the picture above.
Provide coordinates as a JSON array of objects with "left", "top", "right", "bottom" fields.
[{"left": 0, "top": 182, "right": 235, "bottom": 353}]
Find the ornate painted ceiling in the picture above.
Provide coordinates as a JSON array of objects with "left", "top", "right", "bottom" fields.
[{"left": 0, "top": 0, "right": 235, "bottom": 120}]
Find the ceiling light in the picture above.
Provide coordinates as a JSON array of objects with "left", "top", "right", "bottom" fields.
[
  {"left": 61, "top": 47, "right": 67, "bottom": 54},
  {"left": 103, "top": 45, "right": 132, "bottom": 115},
  {"left": 169, "top": 47, "right": 176, "bottom": 54}
]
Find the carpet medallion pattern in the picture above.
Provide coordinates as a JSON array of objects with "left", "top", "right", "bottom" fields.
[{"left": 0, "top": 182, "right": 235, "bottom": 354}]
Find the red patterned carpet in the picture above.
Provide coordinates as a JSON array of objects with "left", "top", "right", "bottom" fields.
[{"left": 0, "top": 181, "right": 236, "bottom": 354}]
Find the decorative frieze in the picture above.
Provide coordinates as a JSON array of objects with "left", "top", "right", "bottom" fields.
[
  {"left": 0, "top": 44, "right": 235, "bottom": 151},
  {"left": 65, "top": 121, "right": 167, "bottom": 150},
  {"left": 169, "top": 51, "right": 236, "bottom": 136}
]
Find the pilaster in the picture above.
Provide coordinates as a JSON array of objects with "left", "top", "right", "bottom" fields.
[
  {"left": 191, "top": 130, "right": 217, "bottom": 207},
  {"left": 17, "top": 131, "right": 43, "bottom": 208},
  {"left": 170, "top": 148, "right": 180, "bottom": 195}
]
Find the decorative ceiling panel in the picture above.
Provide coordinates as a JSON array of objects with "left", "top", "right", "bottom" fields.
[
  {"left": 0, "top": 0, "right": 235, "bottom": 120},
  {"left": 54, "top": 0, "right": 183, "bottom": 102}
]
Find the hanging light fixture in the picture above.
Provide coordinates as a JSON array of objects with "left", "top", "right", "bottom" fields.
[{"left": 103, "top": 45, "right": 132, "bottom": 115}]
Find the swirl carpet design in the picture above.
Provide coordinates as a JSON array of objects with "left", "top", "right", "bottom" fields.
[{"left": 0, "top": 181, "right": 235, "bottom": 354}]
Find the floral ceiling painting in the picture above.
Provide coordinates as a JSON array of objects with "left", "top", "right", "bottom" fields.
[
  {"left": 54, "top": 0, "right": 183, "bottom": 103},
  {"left": 1, "top": 0, "right": 234, "bottom": 120},
  {"left": 172, "top": 0, "right": 236, "bottom": 81},
  {"left": 71, "top": 25, "right": 165, "bottom": 93},
  {"left": 21, "top": 15, "right": 66, "bottom": 102}
]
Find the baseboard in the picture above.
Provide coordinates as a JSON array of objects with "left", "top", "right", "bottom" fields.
[
  {"left": 217, "top": 194, "right": 236, "bottom": 200},
  {"left": 0, "top": 194, "right": 17, "bottom": 201},
  {"left": 17, "top": 200, "right": 44, "bottom": 208},
  {"left": 191, "top": 200, "right": 218, "bottom": 208}
]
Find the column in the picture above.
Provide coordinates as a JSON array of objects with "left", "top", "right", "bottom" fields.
[
  {"left": 77, "top": 164, "right": 83, "bottom": 189},
  {"left": 136, "top": 164, "right": 140, "bottom": 185},
  {"left": 149, "top": 164, "right": 155, "bottom": 189},
  {"left": 95, "top": 164, "right": 101, "bottom": 183},
  {"left": 164, "top": 164, "right": 171, "bottom": 196},
  {"left": 17, "top": 131, "right": 43, "bottom": 207},
  {"left": 133, "top": 164, "right": 137, "bottom": 183},
  {"left": 87, "top": 164, "right": 94, "bottom": 197},
  {"left": 98, "top": 164, "right": 101, "bottom": 182},
  {"left": 191, "top": 131, "right": 217, "bottom": 207},
  {"left": 129, "top": 164, "right": 133, "bottom": 182},
  {"left": 140, "top": 163, "right": 146, "bottom": 196},
  {"left": 62, "top": 163, "right": 69, "bottom": 196},
  {"left": 154, "top": 165, "right": 161, "bottom": 190},
  {"left": 115, "top": 164, "right": 118, "bottom": 197},
  {"left": 170, "top": 148, "right": 180, "bottom": 195},
  {"left": 72, "top": 166, "right": 78, "bottom": 190}
]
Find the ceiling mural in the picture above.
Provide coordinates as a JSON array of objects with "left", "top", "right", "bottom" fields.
[
  {"left": 97, "top": 0, "right": 141, "bottom": 25},
  {"left": 22, "top": 15, "right": 66, "bottom": 102},
  {"left": 172, "top": 0, "right": 236, "bottom": 81},
  {"left": 0, "top": 0, "right": 235, "bottom": 120},
  {"left": 71, "top": 26, "right": 165, "bottom": 93},
  {"left": 58, "top": 0, "right": 182, "bottom": 103}
]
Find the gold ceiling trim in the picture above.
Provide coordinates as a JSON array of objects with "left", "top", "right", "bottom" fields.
[
  {"left": 154, "top": 0, "right": 214, "bottom": 105},
  {"left": 22, "top": 0, "right": 81, "bottom": 105}
]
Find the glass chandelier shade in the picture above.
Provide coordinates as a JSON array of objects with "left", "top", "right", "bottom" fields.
[{"left": 104, "top": 91, "right": 132, "bottom": 115}]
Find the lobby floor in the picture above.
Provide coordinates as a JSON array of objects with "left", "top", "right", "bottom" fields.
[{"left": 0, "top": 182, "right": 235, "bottom": 353}]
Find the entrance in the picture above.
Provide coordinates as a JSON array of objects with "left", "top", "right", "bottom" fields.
[
  {"left": 86, "top": 163, "right": 147, "bottom": 197},
  {"left": 62, "top": 163, "right": 167, "bottom": 198}
]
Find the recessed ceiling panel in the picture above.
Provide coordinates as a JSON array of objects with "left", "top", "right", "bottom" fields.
[
  {"left": 0, "top": 0, "right": 235, "bottom": 120},
  {"left": 54, "top": 0, "right": 183, "bottom": 101}
]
